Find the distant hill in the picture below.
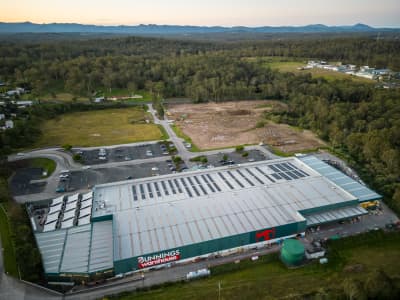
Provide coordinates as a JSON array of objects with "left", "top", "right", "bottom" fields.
[{"left": 0, "top": 22, "right": 397, "bottom": 35}]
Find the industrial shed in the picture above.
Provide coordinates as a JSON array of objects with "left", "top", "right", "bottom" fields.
[{"left": 33, "top": 156, "right": 378, "bottom": 280}]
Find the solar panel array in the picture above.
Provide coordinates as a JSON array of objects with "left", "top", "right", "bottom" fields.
[
  {"left": 127, "top": 162, "right": 310, "bottom": 204},
  {"left": 43, "top": 192, "right": 93, "bottom": 232},
  {"left": 299, "top": 156, "right": 381, "bottom": 202}
]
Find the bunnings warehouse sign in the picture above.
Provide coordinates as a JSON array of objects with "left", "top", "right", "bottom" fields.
[{"left": 138, "top": 249, "right": 181, "bottom": 269}]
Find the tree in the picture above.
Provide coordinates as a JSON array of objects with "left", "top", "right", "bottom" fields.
[
  {"left": 363, "top": 269, "right": 397, "bottom": 300},
  {"left": 342, "top": 278, "right": 366, "bottom": 300}
]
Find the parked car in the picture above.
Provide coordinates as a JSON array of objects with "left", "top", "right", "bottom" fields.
[{"left": 56, "top": 187, "right": 66, "bottom": 193}]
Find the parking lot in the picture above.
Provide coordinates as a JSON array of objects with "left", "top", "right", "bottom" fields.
[
  {"left": 9, "top": 168, "right": 47, "bottom": 196},
  {"left": 74, "top": 142, "right": 175, "bottom": 165},
  {"left": 63, "top": 160, "right": 175, "bottom": 191},
  {"left": 190, "top": 149, "right": 268, "bottom": 168}
]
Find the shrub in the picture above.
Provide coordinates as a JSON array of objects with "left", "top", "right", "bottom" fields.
[
  {"left": 235, "top": 145, "right": 244, "bottom": 152},
  {"left": 256, "top": 120, "right": 266, "bottom": 128}
]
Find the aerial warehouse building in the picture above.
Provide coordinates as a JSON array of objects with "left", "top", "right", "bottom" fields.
[{"left": 31, "top": 156, "right": 380, "bottom": 281}]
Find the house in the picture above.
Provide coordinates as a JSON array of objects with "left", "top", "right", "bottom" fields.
[
  {"left": 0, "top": 114, "right": 5, "bottom": 120},
  {"left": 15, "top": 100, "right": 33, "bottom": 108},
  {"left": 355, "top": 71, "right": 376, "bottom": 80},
  {"left": 5, "top": 120, "right": 14, "bottom": 129},
  {"left": 94, "top": 97, "right": 105, "bottom": 103},
  {"left": 6, "top": 87, "right": 25, "bottom": 97}
]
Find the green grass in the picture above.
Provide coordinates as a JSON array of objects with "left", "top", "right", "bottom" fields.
[
  {"left": 34, "top": 107, "right": 164, "bottom": 148},
  {"left": 27, "top": 158, "right": 56, "bottom": 177},
  {"left": 0, "top": 204, "right": 18, "bottom": 277},
  {"left": 111, "top": 232, "right": 400, "bottom": 300},
  {"left": 268, "top": 145, "right": 330, "bottom": 157},
  {"left": 157, "top": 125, "right": 170, "bottom": 140},
  {"left": 244, "top": 56, "right": 374, "bottom": 83}
]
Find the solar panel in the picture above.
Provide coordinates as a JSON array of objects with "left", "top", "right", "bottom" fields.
[
  {"left": 201, "top": 175, "right": 216, "bottom": 192},
  {"left": 245, "top": 169, "right": 264, "bottom": 184},
  {"left": 194, "top": 176, "right": 208, "bottom": 195},
  {"left": 292, "top": 170, "right": 305, "bottom": 178},
  {"left": 274, "top": 164, "right": 288, "bottom": 172},
  {"left": 286, "top": 171, "right": 299, "bottom": 179},
  {"left": 279, "top": 173, "right": 292, "bottom": 181},
  {"left": 288, "top": 162, "right": 309, "bottom": 176},
  {"left": 167, "top": 180, "right": 176, "bottom": 194},
  {"left": 187, "top": 177, "right": 200, "bottom": 196},
  {"left": 255, "top": 166, "right": 275, "bottom": 183},
  {"left": 173, "top": 179, "right": 183, "bottom": 193},
  {"left": 227, "top": 171, "right": 245, "bottom": 188},
  {"left": 281, "top": 162, "right": 293, "bottom": 170},
  {"left": 180, "top": 178, "right": 193, "bottom": 198},
  {"left": 271, "top": 173, "right": 282, "bottom": 180},
  {"left": 161, "top": 181, "right": 169, "bottom": 196},
  {"left": 132, "top": 186, "right": 138, "bottom": 201},
  {"left": 139, "top": 184, "right": 146, "bottom": 200},
  {"left": 269, "top": 165, "right": 281, "bottom": 172},
  {"left": 218, "top": 172, "right": 234, "bottom": 189},
  {"left": 206, "top": 174, "right": 221, "bottom": 192},
  {"left": 154, "top": 182, "right": 162, "bottom": 197},
  {"left": 236, "top": 170, "right": 254, "bottom": 186},
  {"left": 147, "top": 183, "right": 154, "bottom": 198}
]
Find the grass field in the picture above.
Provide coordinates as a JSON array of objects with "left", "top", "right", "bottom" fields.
[
  {"left": 0, "top": 204, "right": 18, "bottom": 277},
  {"left": 245, "top": 56, "right": 373, "bottom": 83},
  {"left": 27, "top": 158, "right": 56, "bottom": 177},
  {"left": 34, "top": 107, "right": 166, "bottom": 147},
  {"left": 111, "top": 231, "right": 400, "bottom": 300}
]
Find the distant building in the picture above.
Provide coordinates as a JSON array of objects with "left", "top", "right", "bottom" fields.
[
  {"left": 94, "top": 97, "right": 105, "bottom": 103},
  {"left": 6, "top": 87, "right": 25, "bottom": 97},
  {"left": 0, "top": 114, "right": 5, "bottom": 120},
  {"left": 354, "top": 72, "right": 376, "bottom": 80},
  {"left": 5, "top": 120, "right": 14, "bottom": 129}
]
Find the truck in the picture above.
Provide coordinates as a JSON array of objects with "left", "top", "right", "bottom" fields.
[{"left": 186, "top": 268, "right": 210, "bottom": 281}]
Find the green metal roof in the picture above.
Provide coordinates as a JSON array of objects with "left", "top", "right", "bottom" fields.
[{"left": 299, "top": 156, "right": 381, "bottom": 202}]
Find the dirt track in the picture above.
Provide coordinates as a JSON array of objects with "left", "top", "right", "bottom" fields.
[{"left": 167, "top": 101, "right": 325, "bottom": 152}]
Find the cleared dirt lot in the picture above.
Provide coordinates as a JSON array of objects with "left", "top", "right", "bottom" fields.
[{"left": 168, "top": 100, "right": 325, "bottom": 152}]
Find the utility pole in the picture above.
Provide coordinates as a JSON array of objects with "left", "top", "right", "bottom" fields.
[{"left": 218, "top": 281, "right": 221, "bottom": 300}]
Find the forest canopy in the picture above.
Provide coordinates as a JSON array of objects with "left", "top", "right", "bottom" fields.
[{"left": 0, "top": 34, "right": 399, "bottom": 213}]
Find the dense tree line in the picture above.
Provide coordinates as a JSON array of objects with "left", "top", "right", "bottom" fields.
[{"left": 0, "top": 35, "right": 399, "bottom": 99}]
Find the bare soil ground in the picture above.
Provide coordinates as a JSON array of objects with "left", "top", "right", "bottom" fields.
[{"left": 167, "top": 100, "right": 325, "bottom": 152}]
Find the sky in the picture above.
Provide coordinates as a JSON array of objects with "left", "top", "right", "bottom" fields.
[{"left": 1, "top": 0, "right": 399, "bottom": 27}]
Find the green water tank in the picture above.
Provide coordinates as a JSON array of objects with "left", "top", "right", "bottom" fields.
[{"left": 280, "top": 239, "right": 305, "bottom": 266}]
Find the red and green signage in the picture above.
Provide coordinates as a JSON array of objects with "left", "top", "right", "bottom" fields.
[{"left": 138, "top": 249, "right": 181, "bottom": 269}]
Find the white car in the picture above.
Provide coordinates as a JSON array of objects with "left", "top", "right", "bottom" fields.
[
  {"left": 99, "top": 156, "right": 107, "bottom": 160},
  {"left": 151, "top": 167, "right": 159, "bottom": 171}
]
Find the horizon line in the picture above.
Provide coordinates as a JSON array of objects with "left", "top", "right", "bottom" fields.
[{"left": 2, "top": 20, "right": 400, "bottom": 29}]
